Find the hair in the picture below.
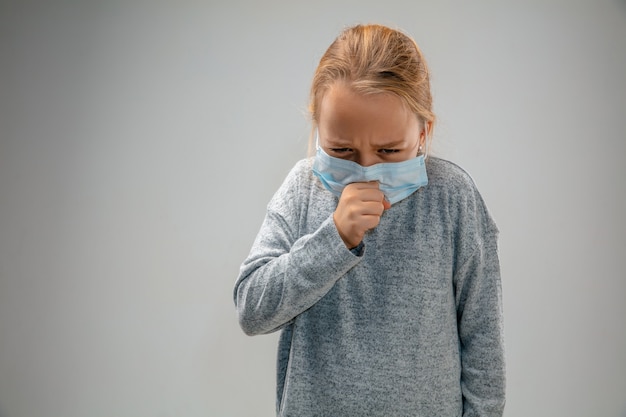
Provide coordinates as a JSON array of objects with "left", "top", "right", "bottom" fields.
[{"left": 308, "top": 24, "right": 436, "bottom": 155}]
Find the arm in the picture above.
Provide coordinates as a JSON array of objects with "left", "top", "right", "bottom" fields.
[
  {"left": 234, "top": 163, "right": 363, "bottom": 336},
  {"left": 455, "top": 231, "right": 506, "bottom": 416},
  {"left": 235, "top": 213, "right": 361, "bottom": 336}
]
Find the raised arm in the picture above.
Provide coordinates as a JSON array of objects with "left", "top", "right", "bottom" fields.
[
  {"left": 234, "top": 161, "right": 363, "bottom": 336},
  {"left": 234, "top": 212, "right": 361, "bottom": 335}
]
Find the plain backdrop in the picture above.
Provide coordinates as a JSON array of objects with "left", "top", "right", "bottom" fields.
[{"left": 1, "top": 1, "right": 625, "bottom": 416}]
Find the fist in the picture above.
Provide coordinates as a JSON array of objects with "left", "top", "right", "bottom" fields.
[{"left": 333, "top": 182, "right": 391, "bottom": 249}]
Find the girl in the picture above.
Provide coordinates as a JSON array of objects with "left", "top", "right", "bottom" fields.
[{"left": 234, "top": 24, "right": 505, "bottom": 416}]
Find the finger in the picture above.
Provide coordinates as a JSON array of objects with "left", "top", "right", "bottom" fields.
[
  {"left": 360, "top": 213, "right": 383, "bottom": 230},
  {"left": 358, "top": 201, "right": 386, "bottom": 216},
  {"left": 382, "top": 198, "right": 392, "bottom": 210},
  {"left": 348, "top": 181, "right": 381, "bottom": 190},
  {"left": 357, "top": 188, "right": 386, "bottom": 203}
]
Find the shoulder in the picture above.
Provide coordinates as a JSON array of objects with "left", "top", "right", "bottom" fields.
[
  {"left": 277, "top": 157, "right": 315, "bottom": 192},
  {"left": 290, "top": 157, "right": 315, "bottom": 179},
  {"left": 424, "top": 157, "right": 498, "bottom": 235},
  {"left": 425, "top": 157, "right": 478, "bottom": 192},
  {"left": 267, "top": 157, "right": 316, "bottom": 211}
]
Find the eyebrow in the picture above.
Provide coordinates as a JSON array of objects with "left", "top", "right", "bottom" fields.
[
  {"left": 325, "top": 139, "right": 406, "bottom": 148},
  {"left": 373, "top": 140, "right": 405, "bottom": 148},
  {"left": 325, "top": 139, "right": 353, "bottom": 147}
]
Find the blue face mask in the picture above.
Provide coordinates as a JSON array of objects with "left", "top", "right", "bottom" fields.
[{"left": 312, "top": 144, "right": 428, "bottom": 205}]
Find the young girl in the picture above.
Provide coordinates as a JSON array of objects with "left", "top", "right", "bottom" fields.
[{"left": 234, "top": 24, "right": 505, "bottom": 416}]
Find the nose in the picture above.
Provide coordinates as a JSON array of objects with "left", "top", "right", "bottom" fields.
[{"left": 355, "top": 152, "right": 378, "bottom": 167}]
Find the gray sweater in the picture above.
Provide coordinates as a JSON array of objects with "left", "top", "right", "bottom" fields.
[{"left": 235, "top": 157, "right": 505, "bottom": 416}]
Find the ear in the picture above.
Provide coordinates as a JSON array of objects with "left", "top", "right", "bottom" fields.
[
  {"left": 419, "top": 120, "right": 432, "bottom": 146},
  {"left": 423, "top": 120, "right": 432, "bottom": 137}
]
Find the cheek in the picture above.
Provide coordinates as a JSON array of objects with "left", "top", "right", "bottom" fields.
[
  {"left": 406, "top": 138, "right": 421, "bottom": 158},
  {"left": 400, "top": 152, "right": 417, "bottom": 162}
]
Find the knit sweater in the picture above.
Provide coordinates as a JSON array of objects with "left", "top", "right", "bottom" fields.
[{"left": 234, "top": 156, "right": 505, "bottom": 416}]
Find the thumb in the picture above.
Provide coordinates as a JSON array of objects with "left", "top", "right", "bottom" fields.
[{"left": 383, "top": 197, "right": 392, "bottom": 210}]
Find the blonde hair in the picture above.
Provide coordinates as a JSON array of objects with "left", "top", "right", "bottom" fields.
[{"left": 309, "top": 24, "right": 435, "bottom": 154}]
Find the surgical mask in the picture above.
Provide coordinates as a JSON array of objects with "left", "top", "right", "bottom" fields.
[{"left": 312, "top": 142, "right": 428, "bottom": 205}]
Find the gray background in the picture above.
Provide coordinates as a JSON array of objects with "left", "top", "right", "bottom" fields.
[{"left": 1, "top": 1, "right": 625, "bottom": 416}]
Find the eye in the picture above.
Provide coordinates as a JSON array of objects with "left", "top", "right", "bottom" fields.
[
  {"left": 379, "top": 149, "right": 400, "bottom": 154},
  {"left": 330, "top": 148, "right": 353, "bottom": 154}
]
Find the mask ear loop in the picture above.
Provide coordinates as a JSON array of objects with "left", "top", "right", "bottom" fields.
[
  {"left": 315, "top": 130, "right": 321, "bottom": 150},
  {"left": 418, "top": 123, "right": 429, "bottom": 158},
  {"left": 424, "top": 124, "right": 429, "bottom": 159}
]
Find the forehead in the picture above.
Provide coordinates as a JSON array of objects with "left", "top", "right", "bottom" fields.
[{"left": 318, "top": 83, "right": 419, "bottom": 142}]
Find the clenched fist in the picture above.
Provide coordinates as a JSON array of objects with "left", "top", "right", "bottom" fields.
[{"left": 333, "top": 182, "right": 391, "bottom": 249}]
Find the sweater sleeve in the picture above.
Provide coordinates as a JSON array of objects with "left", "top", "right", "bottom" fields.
[
  {"left": 454, "top": 189, "right": 506, "bottom": 416},
  {"left": 234, "top": 162, "right": 362, "bottom": 336}
]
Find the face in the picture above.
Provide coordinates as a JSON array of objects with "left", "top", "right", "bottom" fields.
[{"left": 318, "top": 83, "right": 425, "bottom": 167}]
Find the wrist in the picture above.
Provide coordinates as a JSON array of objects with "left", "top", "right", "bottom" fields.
[
  {"left": 349, "top": 241, "right": 365, "bottom": 256},
  {"left": 332, "top": 212, "right": 360, "bottom": 249}
]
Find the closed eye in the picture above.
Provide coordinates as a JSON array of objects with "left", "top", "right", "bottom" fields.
[{"left": 330, "top": 148, "right": 353, "bottom": 154}]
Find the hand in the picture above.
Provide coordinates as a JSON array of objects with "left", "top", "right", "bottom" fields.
[{"left": 333, "top": 182, "right": 391, "bottom": 249}]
